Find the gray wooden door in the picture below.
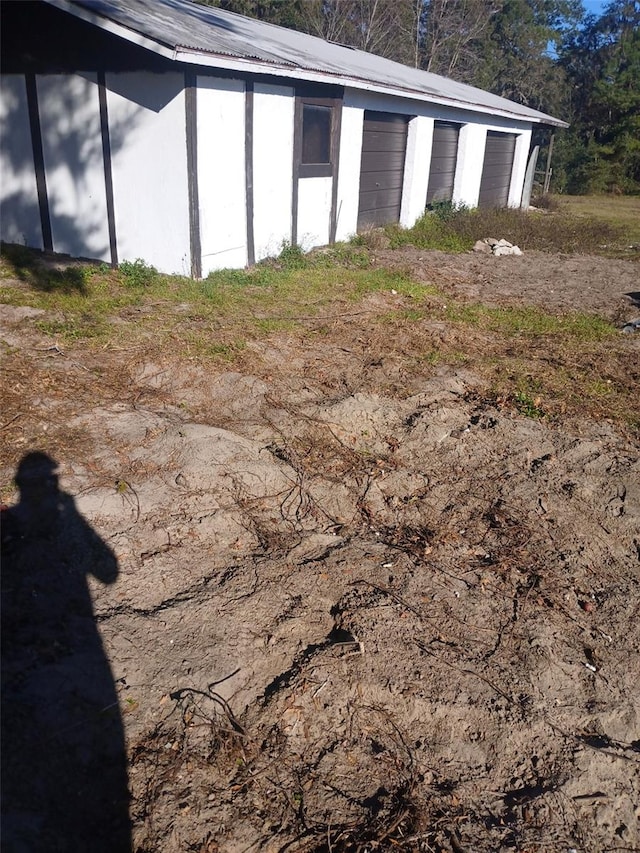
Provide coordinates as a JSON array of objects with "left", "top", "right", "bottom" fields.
[
  {"left": 426, "top": 121, "right": 460, "bottom": 205},
  {"left": 478, "top": 131, "right": 517, "bottom": 208},
  {"left": 357, "top": 112, "right": 408, "bottom": 230}
]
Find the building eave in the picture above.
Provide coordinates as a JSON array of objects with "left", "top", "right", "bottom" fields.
[
  {"left": 43, "top": 0, "right": 569, "bottom": 129},
  {"left": 173, "top": 47, "right": 569, "bottom": 128},
  {"left": 44, "top": 0, "right": 177, "bottom": 61}
]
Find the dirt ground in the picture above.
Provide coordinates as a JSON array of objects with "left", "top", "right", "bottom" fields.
[{"left": 1, "top": 249, "right": 639, "bottom": 853}]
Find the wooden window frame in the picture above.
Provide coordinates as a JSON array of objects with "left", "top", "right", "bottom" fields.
[
  {"left": 292, "top": 87, "right": 343, "bottom": 246},
  {"left": 294, "top": 95, "right": 340, "bottom": 179}
]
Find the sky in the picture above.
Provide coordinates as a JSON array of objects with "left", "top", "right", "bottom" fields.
[{"left": 581, "top": 0, "right": 611, "bottom": 14}]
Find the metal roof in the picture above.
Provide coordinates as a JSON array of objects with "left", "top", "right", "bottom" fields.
[{"left": 48, "top": 0, "right": 568, "bottom": 127}]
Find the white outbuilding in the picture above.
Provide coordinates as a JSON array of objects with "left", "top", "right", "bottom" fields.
[{"left": 0, "top": 0, "right": 567, "bottom": 276}]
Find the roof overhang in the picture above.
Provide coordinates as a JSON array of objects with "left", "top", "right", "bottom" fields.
[
  {"left": 173, "top": 47, "right": 569, "bottom": 127},
  {"left": 46, "top": 0, "right": 178, "bottom": 60},
  {"left": 44, "top": 0, "right": 569, "bottom": 128}
]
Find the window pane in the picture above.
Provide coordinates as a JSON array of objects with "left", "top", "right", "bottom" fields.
[{"left": 302, "top": 104, "right": 331, "bottom": 165}]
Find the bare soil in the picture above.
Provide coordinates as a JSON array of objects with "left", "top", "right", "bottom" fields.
[{"left": 1, "top": 249, "right": 639, "bottom": 853}]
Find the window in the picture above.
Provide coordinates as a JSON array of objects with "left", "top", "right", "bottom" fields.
[
  {"left": 296, "top": 96, "right": 337, "bottom": 178},
  {"left": 302, "top": 104, "right": 332, "bottom": 166}
]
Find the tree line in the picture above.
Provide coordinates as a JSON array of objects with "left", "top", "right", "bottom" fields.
[{"left": 197, "top": 0, "right": 640, "bottom": 195}]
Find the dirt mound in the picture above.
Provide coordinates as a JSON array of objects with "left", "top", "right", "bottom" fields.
[
  {"left": 1, "top": 250, "right": 639, "bottom": 852},
  {"left": 93, "top": 369, "right": 640, "bottom": 853}
]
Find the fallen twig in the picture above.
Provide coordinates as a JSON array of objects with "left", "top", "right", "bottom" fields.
[
  {"left": 170, "top": 684, "right": 246, "bottom": 736},
  {"left": 352, "top": 578, "right": 431, "bottom": 621},
  {"left": 414, "top": 638, "right": 512, "bottom": 701},
  {"left": 34, "top": 344, "right": 65, "bottom": 355},
  {"left": 545, "top": 717, "right": 640, "bottom": 764},
  {"left": 0, "top": 413, "right": 22, "bottom": 430}
]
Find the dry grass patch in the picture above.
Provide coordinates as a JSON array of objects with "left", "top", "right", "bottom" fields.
[
  {"left": 557, "top": 194, "right": 640, "bottom": 245},
  {"left": 383, "top": 206, "right": 633, "bottom": 257}
]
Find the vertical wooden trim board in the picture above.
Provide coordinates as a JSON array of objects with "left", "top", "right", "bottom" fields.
[
  {"left": 245, "top": 81, "right": 255, "bottom": 266},
  {"left": 98, "top": 71, "right": 118, "bottom": 267},
  {"left": 185, "top": 71, "right": 202, "bottom": 279},
  {"left": 25, "top": 74, "right": 53, "bottom": 251},
  {"left": 291, "top": 96, "right": 302, "bottom": 247},
  {"left": 329, "top": 97, "right": 343, "bottom": 244}
]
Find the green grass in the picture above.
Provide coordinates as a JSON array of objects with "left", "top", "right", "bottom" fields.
[
  {"left": 0, "top": 242, "right": 620, "bottom": 355},
  {"left": 34, "top": 316, "right": 106, "bottom": 340},
  {"left": 1, "top": 241, "right": 636, "bottom": 435},
  {"left": 419, "top": 207, "right": 628, "bottom": 254},
  {"left": 442, "top": 304, "right": 616, "bottom": 340},
  {"left": 377, "top": 300, "right": 616, "bottom": 348},
  {"left": 118, "top": 258, "right": 159, "bottom": 288},
  {"left": 0, "top": 243, "right": 427, "bottom": 348},
  {"left": 514, "top": 390, "right": 546, "bottom": 419}
]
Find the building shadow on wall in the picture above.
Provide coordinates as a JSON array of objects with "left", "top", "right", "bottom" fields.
[{"left": 1, "top": 452, "right": 131, "bottom": 853}]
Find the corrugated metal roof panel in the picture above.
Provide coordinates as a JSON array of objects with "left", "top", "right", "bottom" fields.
[{"left": 47, "top": 0, "right": 568, "bottom": 127}]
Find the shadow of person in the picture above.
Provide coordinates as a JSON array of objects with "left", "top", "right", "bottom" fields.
[{"left": 1, "top": 452, "right": 131, "bottom": 852}]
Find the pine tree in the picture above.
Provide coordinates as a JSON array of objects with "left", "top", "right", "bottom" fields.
[{"left": 558, "top": 0, "right": 640, "bottom": 193}]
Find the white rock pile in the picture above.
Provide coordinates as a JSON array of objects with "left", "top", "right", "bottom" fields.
[{"left": 473, "top": 237, "right": 523, "bottom": 256}]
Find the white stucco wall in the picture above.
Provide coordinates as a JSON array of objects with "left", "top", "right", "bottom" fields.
[
  {"left": 37, "top": 74, "right": 111, "bottom": 260},
  {"left": 452, "top": 123, "right": 487, "bottom": 208},
  {"left": 252, "top": 83, "right": 294, "bottom": 261},
  {"left": 297, "top": 177, "right": 332, "bottom": 250},
  {"left": 335, "top": 105, "right": 364, "bottom": 242},
  {"left": 197, "top": 77, "right": 247, "bottom": 274},
  {"left": 509, "top": 130, "right": 533, "bottom": 207},
  {"left": 454, "top": 123, "right": 534, "bottom": 209},
  {"left": 400, "top": 115, "right": 434, "bottom": 228},
  {"left": 0, "top": 75, "right": 43, "bottom": 249},
  {"left": 106, "top": 71, "right": 190, "bottom": 274}
]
